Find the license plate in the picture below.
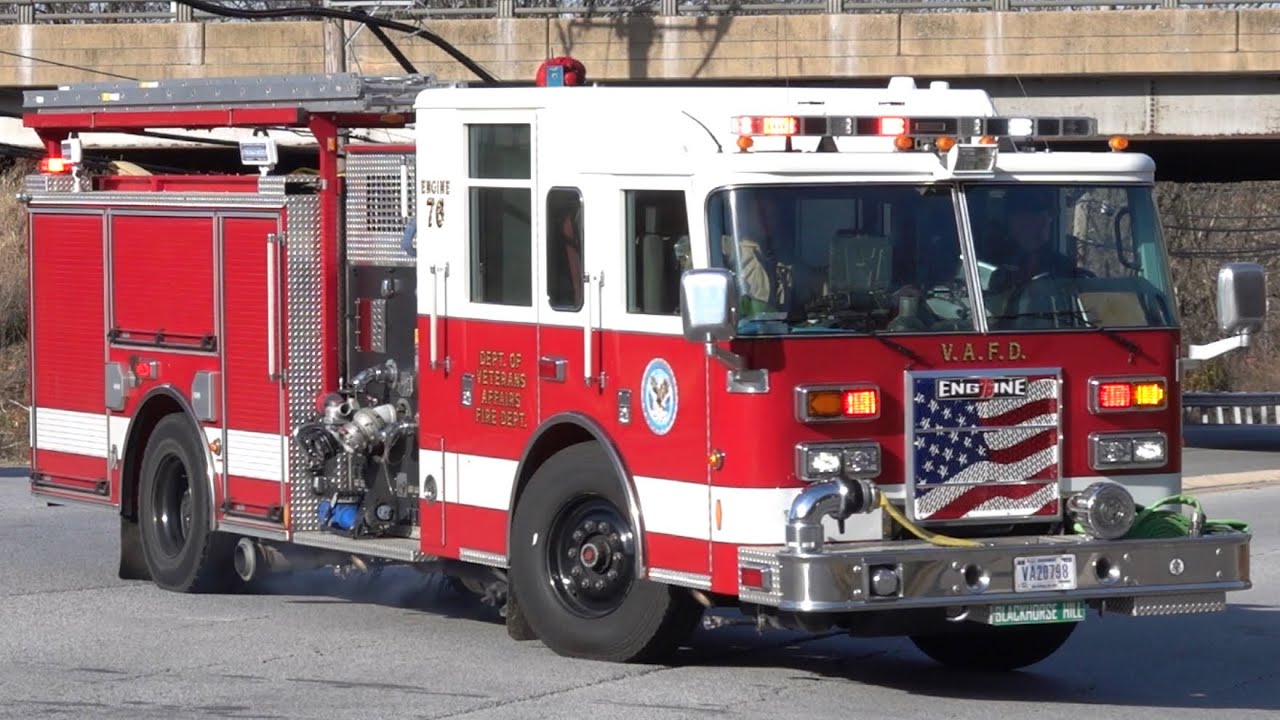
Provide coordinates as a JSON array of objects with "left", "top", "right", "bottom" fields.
[
  {"left": 1013, "top": 554, "right": 1077, "bottom": 592},
  {"left": 984, "top": 601, "right": 1088, "bottom": 626}
]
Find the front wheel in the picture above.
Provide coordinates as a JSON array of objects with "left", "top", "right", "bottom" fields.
[
  {"left": 910, "top": 622, "right": 1077, "bottom": 671},
  {"left": 138, "top": 414, "right": 236, "bottom": 593},
  {"left": 509, "top": 443, "right": 701, "bottom": 662}
]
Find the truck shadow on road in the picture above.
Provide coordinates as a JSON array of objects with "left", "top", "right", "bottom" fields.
[
  {"left": 246, "top": 564, "right": 505, "bottom": 625},
  {"left": 238, "top": 563, "right": 1280, "bottom": 711},
  {"left": 676, "top": 603, "right": 1280, "bottom": 711}
]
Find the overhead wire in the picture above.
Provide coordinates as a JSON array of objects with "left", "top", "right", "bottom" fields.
[
  {"left": 173, "top": 0, "right": 499, "bottom": 84},
  {"left": 0, "top": 48, "right": 139, "bottom": 81}
]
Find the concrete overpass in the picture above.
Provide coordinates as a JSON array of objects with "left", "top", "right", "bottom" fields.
[{"left": 5, "top": 7, "right": 1280, "bottom": 150}]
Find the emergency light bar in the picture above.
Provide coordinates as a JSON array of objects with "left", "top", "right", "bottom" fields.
[{"left": 730, "top": 115, "right": 1096, "bottom": 139}]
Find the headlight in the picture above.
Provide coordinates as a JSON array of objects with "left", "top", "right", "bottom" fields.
[
  {"left": 1067, "top": 481, "right": 1136, "bottom": 540},
  {"left": 806, "top": 448, "right": 842, "bottom": 477},
  {"left": 1133, "top": 437, "right": 1167, "bottom": 463},
  {"left": 1089, "top": 432, "right": 1167, "bottom": 470},
  {"left": 841, "top": 446, "right": 881, "bottom": 476},
  {"left": 796, "top": 442, "right": 881, "bottom": 482}
]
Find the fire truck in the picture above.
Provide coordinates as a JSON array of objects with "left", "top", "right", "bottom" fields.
[{"left": 19, "top": 65, "right": 1264, "bottom": 670}]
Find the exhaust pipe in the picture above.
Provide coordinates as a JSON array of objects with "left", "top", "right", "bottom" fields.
[
  {"left": 785, "top": 478, "right": 879, "bottom": 553},
  {"left": 234, "top": 537, "right": 367, "bottom": 582}
]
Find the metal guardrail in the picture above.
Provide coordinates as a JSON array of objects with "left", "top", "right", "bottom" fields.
[
  {"left": 0, "top": 0, "right": 1276, "bottom": 23},
  {"left": 1182, "top": 392, "right": 1280, "bottom": 425}
]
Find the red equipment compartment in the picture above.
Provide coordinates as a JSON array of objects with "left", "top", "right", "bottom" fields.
[
  {"left": 110, "top": 214, "right": 216, "bottom": 349},
  {"left": 30, "top": 212, "right": 108, "bottom": 499},
  {"left": 221, "top": 214, "right": 286, "bottom": 520}
]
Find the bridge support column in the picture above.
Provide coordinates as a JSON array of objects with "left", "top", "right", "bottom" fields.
[
  {"left": 171, "top": 1, "right": 193, "bottom": 22},
  {"left": 497, "top": 0, "right": 514, "bottom": 18},
  {"left": 16, "top": 1, "right": 33, "bottom": 24},
  {"left": 661, "top": 0, "right": 679, "bottom": 15}
]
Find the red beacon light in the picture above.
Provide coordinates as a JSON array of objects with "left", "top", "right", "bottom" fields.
[
  {"left": 733, "top": 116, "right": 799, "bottom": 137},
  {"left": 535, "top": 56, "right": 586, "bottom": 87},
  {"left": 38, "top": 157, "right": 71, "bottom": 175}
]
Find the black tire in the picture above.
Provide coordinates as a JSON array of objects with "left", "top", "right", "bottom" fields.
[
  {"left": 509, "top": 443, "right": 702, "bottom": 663},
  {"left": 910, "top": 622, "right": 1077, "bottom": 671},
  {"left": 138, "top": 414, "right": 236, "bottom": 593}
]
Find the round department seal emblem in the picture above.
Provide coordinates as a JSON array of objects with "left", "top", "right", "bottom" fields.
[{"left": 640, "top": 358, "right": 678, "bottom": 435}]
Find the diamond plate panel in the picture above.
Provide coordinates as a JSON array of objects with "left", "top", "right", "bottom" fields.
[
  {"left": 370, "top": 298, "right": 387, "bottom": 352},
  {"left": 345, "top": 152, "right": 416, "bottom": 267},
  {"left": 284, "top": 196, "right": 325, "bottom": 533},
  {"left": 1103, "top": 592, "right": 1226, "bottom": 617},
  {"left": 737, "top": 546, "right": 785, "bottom": 607},
  {"left": 25, "top": 174, "right": 91, "bottom": 194}
]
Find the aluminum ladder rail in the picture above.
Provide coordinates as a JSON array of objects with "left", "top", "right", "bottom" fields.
[{"left": 23, "top": 73, "right": 446, "bottom": 116}]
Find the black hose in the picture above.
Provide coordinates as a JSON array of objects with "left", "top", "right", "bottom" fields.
[
  {"left": 359, "top": 13, "right": 418, "bottom": 77},
  {"left": 175, "top": 0, "right": 498, "bottom": 85}
]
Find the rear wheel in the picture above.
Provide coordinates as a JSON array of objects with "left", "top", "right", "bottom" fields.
[
  {"left": 509, "top": 443, "right": 701, "bottom": 662},
  {"left": 138, "top": 414, "right": 236, "bottom": 593},
  {"left": 910, "top": 622, "right": 1077, "bottom": 671}
]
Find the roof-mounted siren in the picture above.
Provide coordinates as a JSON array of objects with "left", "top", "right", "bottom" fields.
[
  {"left": 729, "top": 113, "right": 1098, "bottom": 162},
  {"left": 536, "top": 57, "right": 587, "bottom": 87}
]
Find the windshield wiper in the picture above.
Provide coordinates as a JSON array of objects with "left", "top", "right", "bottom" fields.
[{"left": 993, "top": 310, "right": 1145, "bottom": 359}]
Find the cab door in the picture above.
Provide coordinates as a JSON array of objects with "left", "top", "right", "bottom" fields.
[
  {"left": 594, "top": 180, "right": 712, "bottom": 583},
  {"left": 536, "top": 184, "right": 602, "bottom": 420},
  {"left": 428, "top": 113, "right": 539, "bottom": 558}
]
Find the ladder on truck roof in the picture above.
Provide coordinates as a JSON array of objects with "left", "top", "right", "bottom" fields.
[{"left": 23, "top": 72, "right": 444, "bottom": 131}]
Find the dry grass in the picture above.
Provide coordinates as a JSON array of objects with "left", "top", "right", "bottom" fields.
[
  {"left": 0, "top": 162, "right": 28, "bottom": 463},
  {"left": 1158, "top": 181, "right": 1280, "bottom": 392}
]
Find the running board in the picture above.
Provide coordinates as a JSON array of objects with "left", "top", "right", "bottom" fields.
[{"left": 291, "top": 531, "right": 427, "bottom": 563}]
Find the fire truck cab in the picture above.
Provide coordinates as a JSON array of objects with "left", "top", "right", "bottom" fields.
[{"left": 20, "top": 69, "right": 1264, "bottom": 669}]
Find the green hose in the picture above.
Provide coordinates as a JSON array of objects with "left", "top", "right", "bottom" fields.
[
  {"left": 1117, "top": 494, "right": 1250, "bottom": 539},
  {"left": 1070, "top": 494, "right": 1249, "bottom": 538}
]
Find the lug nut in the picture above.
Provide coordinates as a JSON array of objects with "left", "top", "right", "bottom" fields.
[
  {"left": 567, "top": 547, "right": 577, "bottom": 559},
  {"left": 580, "top": 577, "right": 591, "bottom": 589},
  {"left": 612, "top": 551, "right": 624, "bottom": 563},
  {"left": 598, "top": 522, "right": 611, "bottom": 534},
  {"left": 572, "top": 530, "right": 584, "bottom": 542},
  {"left": 584, "top": 521, "right": 596, "bottom": 532},
  {"left": 571, "top": 566, "right": 582, "bottom": 577},
  {"left": 606, "top": 569, "right": 618, "bottom": 581},
  {"left": 594, "top": 579, "right": 605, "bottom": 590}
]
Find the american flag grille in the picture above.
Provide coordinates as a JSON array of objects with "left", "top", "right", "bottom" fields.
[{"left": 908, "top": 374, "right": 1061, "bottom": 523}]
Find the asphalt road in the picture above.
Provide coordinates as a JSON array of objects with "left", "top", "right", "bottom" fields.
[{"left": 1, "top": 466, "right": 1278, "bottom": 720}]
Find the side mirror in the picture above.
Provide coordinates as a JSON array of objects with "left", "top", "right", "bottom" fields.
[
  {"left": 1217, "top": 262, "right": 1266, "bottom": 336},
  {"left": 680, "top": 268, "right": 738, "bottom": 343}
]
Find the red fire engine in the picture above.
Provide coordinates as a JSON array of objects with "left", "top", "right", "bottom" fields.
[{"left": 20, "top": 66, "right": 1264, "bottom": 669}]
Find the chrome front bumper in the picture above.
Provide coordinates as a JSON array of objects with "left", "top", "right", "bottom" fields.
[{"left": 738, "top": 532, "right": 1251, "bottom": 614}]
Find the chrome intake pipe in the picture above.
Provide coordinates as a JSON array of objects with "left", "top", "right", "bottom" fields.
[{"left": 785, "top": 478, "right": 879, "bottom": 553}]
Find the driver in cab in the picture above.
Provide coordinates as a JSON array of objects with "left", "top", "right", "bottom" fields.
[{"left": 1001, "top": 187, "right": 1075, "bottom": 284}]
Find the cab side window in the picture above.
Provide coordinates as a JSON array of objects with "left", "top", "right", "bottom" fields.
[
  {"left": 546, "top": 188, "right": 583, "bottom": 312},
  {"left": 625, "top": 190, "right": 689, "bottom": 316},
  {"left": 468, "top": 124, "right": 532, "bottom": 306}
]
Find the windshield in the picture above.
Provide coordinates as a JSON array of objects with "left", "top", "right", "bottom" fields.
[
  {"left": 966, "top": 184, "right": 1177, "bottom": 330},
  {"left": 707, "top": 182, "right": 1178, "bottom": 336},
  {"left": 708, "top": 184, "right": 976, "bottom": 335}
]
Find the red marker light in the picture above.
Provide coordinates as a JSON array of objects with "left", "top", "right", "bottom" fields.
[
  {"left": 132, "top": 360, "right": 157, "bottom": 380},
  {"left": 740, "top": 567, "right": 766, "bottom": 589},
  {"left": 1096, "top": 382, "right": 1133, "bottom": 410},
  {"left": 842, "top": 388, "right": 879, "bottom": 419}
]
